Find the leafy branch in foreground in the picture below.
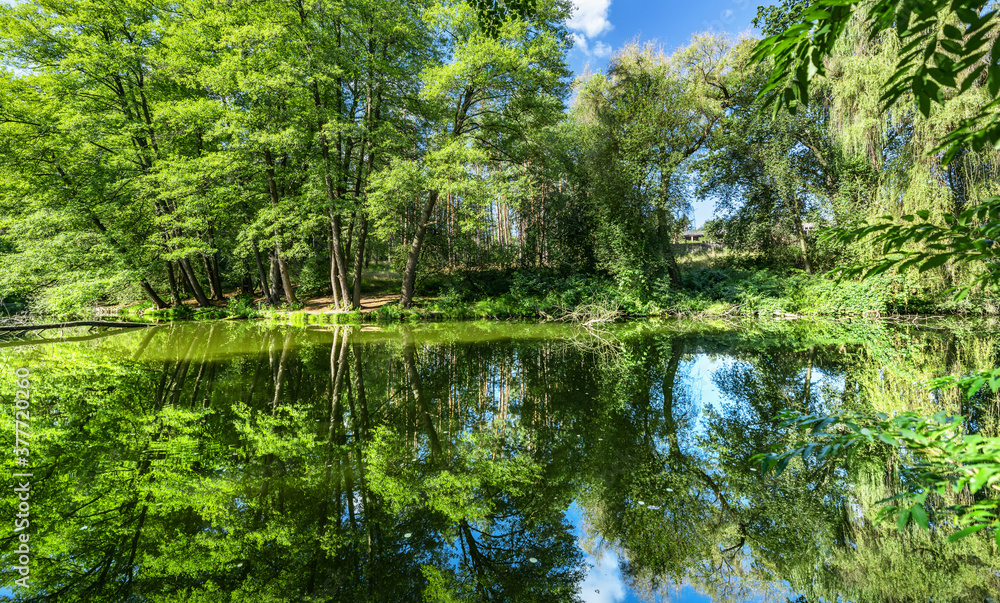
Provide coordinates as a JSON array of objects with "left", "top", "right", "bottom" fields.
[
  {"left": 754, "top": 410, "right": 1000, "bottom": 543},
  {"left": 751, "top": 0, "right": 1000, "bottom": 162},
  {"left": 822, "top": 197, "right": 1000, "bottom": 303},
  {"left": 821, "top": 195, "right": 1000, "bottom": 399}
]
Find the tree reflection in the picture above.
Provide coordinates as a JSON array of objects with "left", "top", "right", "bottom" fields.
[{"left": 1, "top": 320, "right": 998, "bottom": 601}]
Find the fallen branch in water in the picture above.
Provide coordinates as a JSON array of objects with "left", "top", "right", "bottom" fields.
[
  {"left": 558, "top": 301, "right": 622, "bottom": 327},
  {"left": 0, "top": 321, "right": 150, "bottom": 335}
]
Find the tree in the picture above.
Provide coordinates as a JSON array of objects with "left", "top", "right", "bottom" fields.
[
  {"left": 0, "top": 0, "right": 186, "bottom": 311},
  {"left": 369, "top": 0, "right": 570, "bottom": 308},
  {"left": 750, "top": 0, "right": 1000, "bottom": 542},
  {"left": 573, "top": 35, "right": 739, "bottom": 291}
]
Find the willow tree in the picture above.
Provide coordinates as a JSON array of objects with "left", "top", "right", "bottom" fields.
[{"left": 573, "top": 35, "right": 740, "bottom": 291}]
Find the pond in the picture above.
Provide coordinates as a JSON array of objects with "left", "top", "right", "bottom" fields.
[{"left": 1, "top": 319, "right": 998, "bottom": 602}]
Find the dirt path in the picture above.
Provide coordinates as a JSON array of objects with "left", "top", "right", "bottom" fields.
[{"left": 298, "top": 293, "right": 399, "bottom": 314}]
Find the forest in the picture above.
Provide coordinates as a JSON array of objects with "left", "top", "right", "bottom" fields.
[{"left": 2, "top": 0, "right": 999, "bottom": 320}]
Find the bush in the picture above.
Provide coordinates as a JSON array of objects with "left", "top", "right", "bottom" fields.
[{"left": 226, "top": 294, "right": 261, "bottom": 318}]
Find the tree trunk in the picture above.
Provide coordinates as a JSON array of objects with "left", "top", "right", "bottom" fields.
[
  {"left": 177, "top": 261, "right": 196, "bottom": 297},
  {"left": 205, "top": 226, "right": 225, "bottom": 301},
  {"left": 140, "top": 279, "right": 169, "bottom": 310},
  {"left": 344, "top": 213, "right": 355, "bottom": 268},
  {"left": 275, "top": 244, "right": 297, "bottom": 304},
  {"left": 165, "top": 261, "right": 182, "bottom": 306},
  {"left": 210, "top": 252, "right": 224, "bottom": 301},
  {"left": 329, "top": 238, "right": 341, "bottom": 310},
  {"left": 330, "top": 213, "right": 351, "bottom": 309},
  {"left": 178, "top": 257, "right": 211, "bottom": 307},
  {"left": 270, "top": 254, "right": 283, "bottom": 302},
  {"left": 263, "top": 149, "right": 296, "bottom": 303},
  {"left": 400, "top": 191, "right": 438, "bottom": 308},
  {"left": 253, "top": 240, "right": 276, "bottom": 306},
  {"left": 201, "top": 253, "right": 221, "bottom": 301},
  {"left": 352, "top": 213, "right": 368, "bottom": 310}
]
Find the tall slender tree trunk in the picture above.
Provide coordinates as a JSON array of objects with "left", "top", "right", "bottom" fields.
[
  {"left": 253, "top": 240, "right": 276, "bottom": 306},
  {"left": 201, "top": 253, "right": 221, "bottom": 301},
  {"left": 263, "top": 149, "right": 297, "bottom": 304},
  {"left": 270, "top": 255, "right": 283, "bottom": 302},
  {"left": 275, "top": 244, "right": 297, "bottom": 304},
  {"left": 210, "top": 253, "right": 224, "bottom": 301},
  {"left": 329, "top": 238, "right": 341, "bottom": 310},
  {"left": 178, "top": 257, "right": 211, "bottom": 307},
  {"left": 352, "top": 213, "right": 368, "bottom": 309},
  {"left": 400, "top": 191, "right": 438, "bottom": 308},
  {"left": 330, "top": 214, "right": 351, "bottom": 308},
  {"left": 344, "top": 214, "right": 355, "bottom": 268},
  {"left": 166, "top": 261, "right": 182, "bottom": 307},
  {"left": 177, "top": 260, "right": 196, "bottom": 297}
]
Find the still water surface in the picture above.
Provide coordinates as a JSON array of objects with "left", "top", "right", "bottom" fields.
[{"left": 1, "top": 319, "right": 998, "bottom": 601}]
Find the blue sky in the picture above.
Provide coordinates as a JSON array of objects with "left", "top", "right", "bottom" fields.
[{"left": 563, "top": 0, "right": 765, "bottom": 228}]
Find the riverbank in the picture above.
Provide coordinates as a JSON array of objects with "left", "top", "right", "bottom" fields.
[
  {"left": 15, "top": 253, "right": 996, "bottom": 325},
  {"left": 115, "top": 268, "right": 997, "bottom": 326}
]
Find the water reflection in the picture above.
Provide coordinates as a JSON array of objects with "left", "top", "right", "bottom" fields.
[{"left": 1, "top": 320, "right": 998, "bottom": 601}]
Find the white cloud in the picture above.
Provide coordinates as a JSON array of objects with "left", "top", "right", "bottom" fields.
[
  {"left": 578, "top": 556, "right": 626, "bottom": 603},
  {"left": 592, "top": 41, "right": 612, "bottom": 58},
  {"left": 567, "top": 0, "right": 613, "bottom": 38},
  {"left": 570, "top": 33, "right": 613, "bottom": 60}
]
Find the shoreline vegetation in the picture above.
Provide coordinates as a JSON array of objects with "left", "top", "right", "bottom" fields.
[{"left": 3, "top": 249, "right": 995, "bottom": 329}]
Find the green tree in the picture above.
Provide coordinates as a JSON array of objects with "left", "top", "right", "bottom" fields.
[
  {"left": 0, "top": 0, "right": 187, "bottom": 311},
  {"left": 573, "top": 35, "right": 739, "bottom": 291},
  {"left": 368, "top": 0, "right": 570, "bottom": 308}
]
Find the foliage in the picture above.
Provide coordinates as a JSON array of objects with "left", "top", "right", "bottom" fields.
[
  {"left": 751, "top": 0, "right": 1000, "bottom": 161},
  {"left": 826, "top": 204, "right": 1000, "bottom": 303},
  {"left": 226, "top": 295, "right": 262, "bottom": 319},
  {"left": 756, "top": 409, "right": 1000, "bottom": 544}
]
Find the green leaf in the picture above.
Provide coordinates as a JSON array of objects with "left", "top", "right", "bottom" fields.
[
  {"left": 969, "top": 468, "right": 996, "bottom": 493},
  {"left": 877, "top": 433, "right": 899, "bottom": 446},
  {"left": 910, "top": 504, "right": 929, "bottom": 530},
  {"left": 947, "top": 523, "right": 987, "bottom": 541},
  {"left": 943, "top": 24, "right": 963, "bottom": 39},
  {"left": 897, "top": 507, "right": 912, "bottom": 531},
  {"left": 919, "top": 254, "right": 950, "bottom": 272},
  {"left": 989, "top": 63, "right": 1000, "bottom": 97}
]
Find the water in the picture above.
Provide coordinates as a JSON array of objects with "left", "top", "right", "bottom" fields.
[{"left": 1, "top": 319, "right": 998, "bottom": 601}]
